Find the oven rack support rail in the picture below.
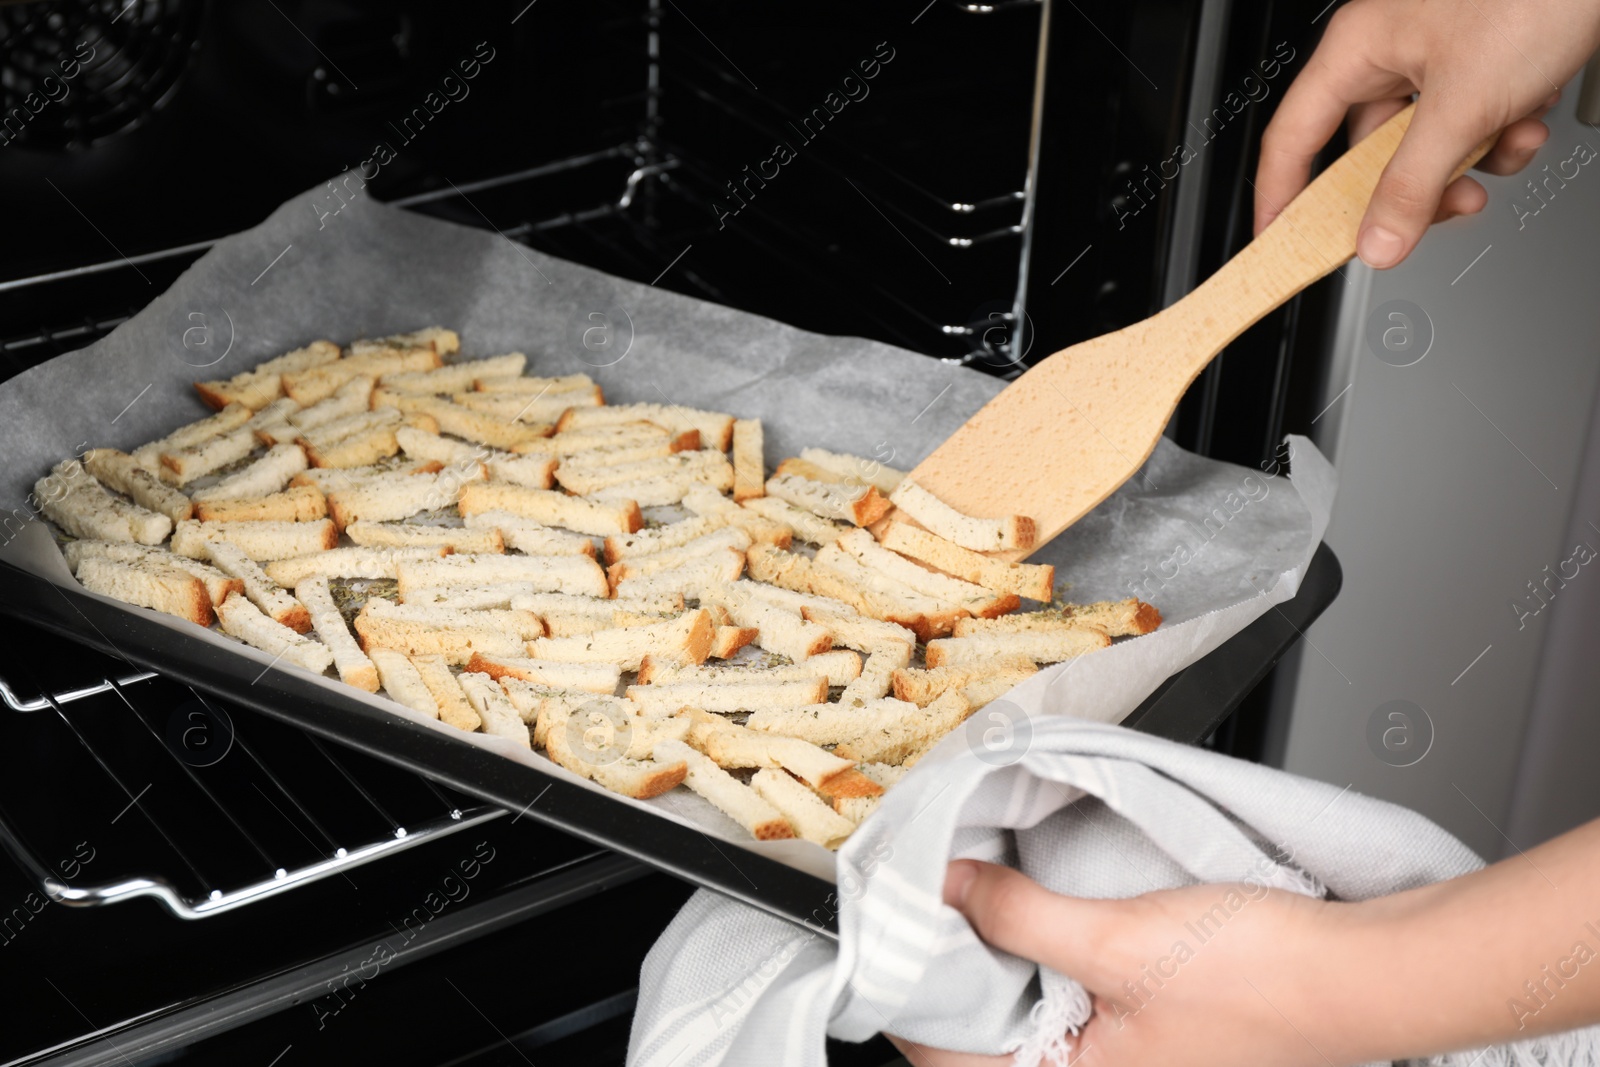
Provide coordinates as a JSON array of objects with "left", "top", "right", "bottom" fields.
[{"left": 0, "top": 669, "right": 505, "bottom": 919}]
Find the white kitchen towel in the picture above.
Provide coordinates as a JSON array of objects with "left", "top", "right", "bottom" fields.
[{"left": 628, "top": 717, "right": 1600, "bottom": 1066}]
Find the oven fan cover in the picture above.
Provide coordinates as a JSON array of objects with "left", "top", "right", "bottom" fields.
[{"left": 0, "top": 0, "right": 202, "bottom": 148}]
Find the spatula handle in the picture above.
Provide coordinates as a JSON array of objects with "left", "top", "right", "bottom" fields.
[{"left": 1163, "top": 102, "right": 1492, "bottom": 367}]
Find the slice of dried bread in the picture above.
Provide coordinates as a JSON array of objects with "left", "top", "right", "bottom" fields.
[
  {"left": 264, "top": 545, "right": 445, "bottom": 588},
  {"left": 879, "top": 522, "right": 1055, "bottom": 602},
  {"left": 62, "top": 540, "right": 242, "bottom": 609},
  {"left": 765, "top": 472, "right": 889, "bottom": 527},
  {"left": 652, "top": 739, "right": 792, "bottom": 840},
  {"left": 457, "top": 483, "right": 641, "bottom": 537},
  {"left": 353, "top": 607, "right": 526, "bottom": 665},
  {"left": 132, "top": 403, "right": 253, "bottom": 472},
  {"left": 396, "top": 553, "right": 609, "bottom": 598},
  {"left": 216, "top": 592, "right": 333, "bottom": 674},
  {"left": 890, "top": 657, "right": 1038, "bottom": 706},
  {"left": 75, "top": 555, "right": 213, "bottom": 626},
  {"left": 408, "top": 654, "right": 482, "bottom": 731},
  {"left": 638, "top": 647, "right": 861, "bottom": 687},
  {"left": 368, "top": 648, "right": 439, "bottom": 717},
  {"left": 748, "top": 768, "right": 855, "bottom": 849},
  {"left": 201, "top": 539, "right": 311, "bottom": 632},
  {"left": 343, "top": 522, "right": 503, "bottom": 554},
  {"left": 379, "top": 353, "right": 526, "bottom": 395},
  {"left": 190, "top": 444, "right": 309, "bottom": 503},
  {"left": 924, "top": 627, "right": 1112, "bottom": 668},
  {"left": 458, "top": 671, "right": 531, "bottom": 748},
  {"left": 525, "top": 609, "right": 714, "bottom": 673},
  {"left": 464, "top": 654, "right": 622, "bottom": 695},
  {"left": 679, "top": 486, "right": 792, "bottom": 547},
  {"left": 297, "top": 577, "right": 379, "bottom": 691},
  {"left": 888, "top": 479, "right": 1036, "bottom": 552},
  {"left": 835, "top": 528, "right": 1017, "bottom": 618},
  {"left": 195, "top": 485, "right": 327, "bottom": 524},
  {"left": 461, "top": 510, "right": 595, "bottom": 557},
  {"left": 797, "top": 447, "right": 904, "bottom": 494},
  {"left": 171, "top": 518, "right": 337, "bottom": 561},
  {"left": 35, "top": 462, "right": 172, "bottom": 545},
  {"left": 194, "top": 341, "right": 340, "bottom": 410},
  {"left": 82, "top": 449, "right": 193, "bottom": 523},
  {"left": 556, "top": 402, "right": 734, "bottom": 450},
  {"left": 738, "top": 495, "right": 844, "bottom": 546}
]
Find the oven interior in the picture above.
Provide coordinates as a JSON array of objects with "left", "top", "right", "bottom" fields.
[{"left": 0, "top": 0, "right": 1337, "bottom": 1062}]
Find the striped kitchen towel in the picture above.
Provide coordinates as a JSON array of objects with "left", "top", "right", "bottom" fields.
[{"left": 627, "top": 714, "right": 1600, "bottom": 1066}]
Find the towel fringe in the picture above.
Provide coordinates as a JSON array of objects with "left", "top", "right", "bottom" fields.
[
  {"left": 1005, "top": 977, "right": 1600, "bottom": 1067},
  {"left": 1410, "top": 1027, "right": 1600, "bottom": 1067},
  {"left": 1008, "top": 979, "right": 1092, "bottom": 1067}
]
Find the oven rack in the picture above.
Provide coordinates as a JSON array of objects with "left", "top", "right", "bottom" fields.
[
  {"left": 1, "top": 0, "right": 1052, "bottom": 365},
  {"left": 0, "top": 639, "right": 505, "bottom": 920},
  {"left": 0, "top": 150, "right": 999, "bottom": 368},
  {"left": 409, "top": 137, "right": 1037, "bottom": 367}
]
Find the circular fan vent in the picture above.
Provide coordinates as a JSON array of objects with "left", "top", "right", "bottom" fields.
[{"left": 0, "top": 0, "right": 202, "bottom": 148}]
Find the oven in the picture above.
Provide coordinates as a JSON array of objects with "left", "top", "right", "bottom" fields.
[{"left": 0, "top": 1, "right": 1341, "bottom": 1062}]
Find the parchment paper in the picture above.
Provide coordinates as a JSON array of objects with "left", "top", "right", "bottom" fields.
[{"left": 0, "top": 183, "right": 1335, "bottom": 882}]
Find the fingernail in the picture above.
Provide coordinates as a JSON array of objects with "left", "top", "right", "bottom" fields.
[
  {"left": 944, "top": 861, "right": 978, "bottom": 907},
  {"left": 1358, "top": 226, "right": 1403, "bottom": 269}
]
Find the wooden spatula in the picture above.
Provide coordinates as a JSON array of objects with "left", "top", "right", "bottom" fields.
[{"left": 901, "top": 103, "right": 1490, "bottom": 559}]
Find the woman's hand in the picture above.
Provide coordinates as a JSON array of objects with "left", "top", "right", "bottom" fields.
[
  {"left": 889, "top": 860, "right": 1370, "bottom": 1067},
  {"left": 891, "top": 816, "right": 1600, "bottom": 1066},
  {"left": 1254, "top": 0, "right": 1600, "bottom": 268}
]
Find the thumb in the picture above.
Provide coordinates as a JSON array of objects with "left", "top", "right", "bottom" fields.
[
  {"left": 1358, "top": 100, "right": 1491, "bottom": 269},
  {"left": 944, "top": 860, "right": 1122, "bottom": 983}
]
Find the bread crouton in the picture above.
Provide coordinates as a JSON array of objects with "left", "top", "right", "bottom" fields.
[
  {"left": 263, "top": 546, "right": 445, "bottom": 589},
  {"left": 62, "top": 540, "right": 241, "bottom": 609},
  {"left": 379, "top": 353, "right": 526, "bottom": 395},
  {"left": 731, "top": 419, "right": 764, "bottom": 501},
  {"left": 457, "top": 483, "right": 641, "bottom": 537},
  {"left": 888, "top": 478, "right": 1036, "bottom": 552},
  {"left": 396, "top": 553, "right": 609, "bottom": 598},
  {"left": 890, "top": 657, "right": 1038, "bottom": 706},
  {"left": 369, "top": 648, "right": 440, "bottom": 717},
  {"left": 524, "top": 609, "right": 714, "bottom": 673},
  {"left": 190, "top": 444, "right": 308, "bottom": 503},
  {"left": 195, "top": 485, "right": 327, "bottom": 524},
  {"left": 194, "top": 341, "right": 340, "bottom": 410},
  {"left": 131, "top": 403, "right": 253, "bottom": 472},
  {"left": 765, "top": 472, "right": 889, "bottom": 527},
  {"left": 652, "top": 739, "right": 792, "bottom": 840},
  {"left": 556, "top": 402, "right": 734, "bottom": 451},
  {"left": 171, "top": 518, "right": 337, "bottom": 561},
  {"left": 879, "top": 522, "right": 1055, "bottom": 602},
  {"left": 215, "top": 592, "right": 333, "bottom": 674},
  {"left": 82, "top": 449, "right": 193, "bottom": 523},
  {"left": 924, "top": 627, "right": 1112, "bottom": 668},
  {"left": 35, "top": 462, "right": 172, "bottom": 545},
  {"left": 75, "top": 556, "right": 212, "bottom": 626},
  {"left": 297, "top": 577, "right": 378, "bottom": 691},
  {"left": 160, "top": 429, "right": 258, "bottom": 486},
  {"left": 201, "top": 539, "right": 311, "bottom": 632}
]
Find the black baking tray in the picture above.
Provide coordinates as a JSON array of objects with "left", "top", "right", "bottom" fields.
[{"left": 0, "top": 542, "right": 1340, "bottom": 936}]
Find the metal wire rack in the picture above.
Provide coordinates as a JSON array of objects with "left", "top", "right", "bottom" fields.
[{"left": 0, "top": 636, "right": 504, "bottom": 920}]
